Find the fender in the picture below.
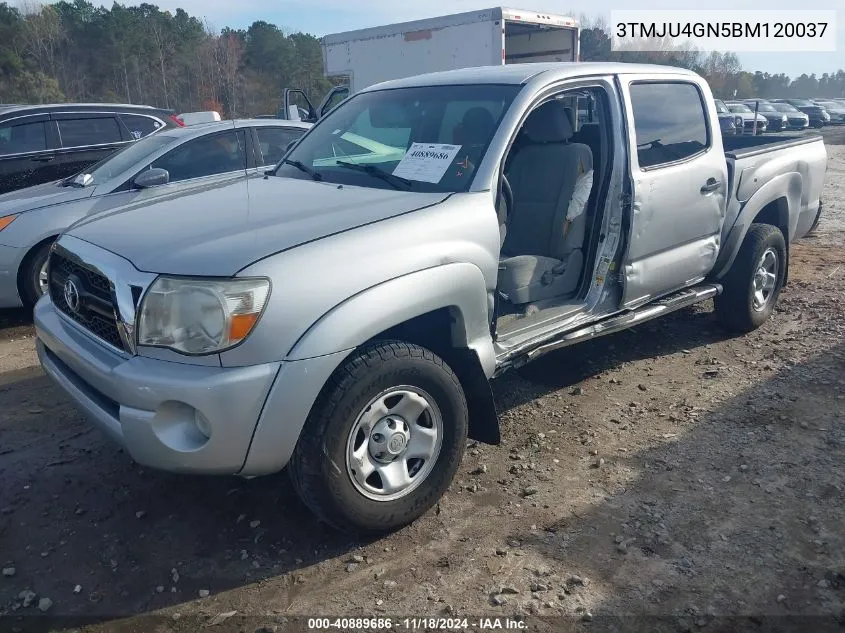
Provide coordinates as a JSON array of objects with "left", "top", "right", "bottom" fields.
[
  {"left": 287, "top": 262, "right": 496, "bottom": 379},
  {"left": 241, "top": 264, "right": 499, "bottom": 474},
  {"left": 712, "top": 171, "right": 801, "bottom": 280}
]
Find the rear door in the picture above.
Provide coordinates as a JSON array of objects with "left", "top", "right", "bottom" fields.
[
  {"left": 619, "top": 76, "right": 728, "bottom": 307},
  {"left": 52, "top": 112, "right": 128, "bottom": 180},
  {"left": 0, "top": 114, "right": 56, "bottom": 194}
]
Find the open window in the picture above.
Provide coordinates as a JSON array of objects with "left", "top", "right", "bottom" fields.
[{"left": 495, "top": 85, "right": 611, "bottom": 334}]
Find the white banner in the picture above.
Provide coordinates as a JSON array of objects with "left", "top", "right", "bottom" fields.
[{"left": 611, "top": 10, "right": 838, "bottom": 53}]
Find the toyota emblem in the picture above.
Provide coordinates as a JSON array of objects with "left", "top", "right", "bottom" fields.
[{"left": 63, "top": 278, "right": 81, "bottom": 313}]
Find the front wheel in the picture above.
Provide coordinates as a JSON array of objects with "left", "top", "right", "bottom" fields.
[
  {"left": 289, "top": 341, "right": 468, "bottom": 533},
  {"left": 21, "top": 242, "right": 53, "bottom": 307},
  {"left": 715, "top": 224, "right": 786, "bottom": 333}
]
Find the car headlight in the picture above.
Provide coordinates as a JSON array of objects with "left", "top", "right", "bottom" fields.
[
  {"left": 782, "top": 115, "right": 788, "bottom": 123},
  {"left": 137, "top": 277, "right": 271, "bottom": 355}
]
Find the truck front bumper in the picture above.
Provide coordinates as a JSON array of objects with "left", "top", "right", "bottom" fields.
[{"left": 35, "top": 295, "right": 282, "bottom": 474}]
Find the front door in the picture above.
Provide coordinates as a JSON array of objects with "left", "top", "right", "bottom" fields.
[{"left": 619, "top": 76, "right": 728, "bottom": 308}]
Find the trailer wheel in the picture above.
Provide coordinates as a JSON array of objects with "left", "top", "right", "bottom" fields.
[{"left": 715, "top": 224, "right": 786, "bottom": 333}]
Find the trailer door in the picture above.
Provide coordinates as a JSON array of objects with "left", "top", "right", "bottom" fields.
[{"left": 502, "top": 17, "right": 579, "bottom": 63}]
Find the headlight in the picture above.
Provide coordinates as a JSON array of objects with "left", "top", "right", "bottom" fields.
[
  {"left": 137, "top": 277, "right": 270, "bottom": 355},
  {"left": 782, "top": 115, "right": 788, "bottom": 123}
]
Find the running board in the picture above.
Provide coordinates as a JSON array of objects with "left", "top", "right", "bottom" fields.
[{"left": 507, "top": 284, "right": 722, "bottom": 370}]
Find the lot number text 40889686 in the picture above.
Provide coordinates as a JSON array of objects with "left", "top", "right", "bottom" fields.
[{"left": 307, "top": 617, "right": 528, "bottom": 630}]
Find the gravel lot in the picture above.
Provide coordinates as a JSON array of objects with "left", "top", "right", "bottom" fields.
[{"left": 1, "top": 129, "right": 843, "bottom": 633}]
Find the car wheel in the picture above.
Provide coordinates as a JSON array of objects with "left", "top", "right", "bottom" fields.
[
  {"left": 289, "top": 340, "right": 468, "bottom": 533},
  {"left": 21, "top": 241, "right": 54, "bottom": 307},
  {"left": 715, "top": 224, "right": 786, "bottom": 333}
]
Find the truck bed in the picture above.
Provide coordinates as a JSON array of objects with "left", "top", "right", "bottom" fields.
[{"left": 722, "top": 133, "right": 823, "bottom": 160}]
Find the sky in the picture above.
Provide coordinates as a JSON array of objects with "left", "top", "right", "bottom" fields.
[{"left": 67, "top": 0, "right": 845, "bottom": 78}]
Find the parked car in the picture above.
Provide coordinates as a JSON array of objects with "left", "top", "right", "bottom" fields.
[
  {"left": 766, "top": 102, "right": 810, "bottom": 129},
  {"left": 725, "top": 102, "right": 768, "bottom": 134},
  {"left": 740, "top": 101, "right": 788, "bottom": 131},
  {"left": 0, "top": 103, "right": 184, "bottom": 195},
  {"left": 714, "top": 99, "right": 744, "bottom": 135},
  {"left": 771, "top": 99, "right": 829, "bottom": 127},
  {"left": 0, "top": 119, "right": 310, "bottom": 307},
  {"left": 812, "top": 100, "right": 845, "bottom": 124},
  {"left": 35, "top": 63, "right": 826, "bottom": 533}
]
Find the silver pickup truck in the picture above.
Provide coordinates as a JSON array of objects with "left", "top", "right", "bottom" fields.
[{"left": 35, "top": 63, "right": 827, "bottom": 533}]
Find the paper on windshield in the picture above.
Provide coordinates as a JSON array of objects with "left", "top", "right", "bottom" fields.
[{"left": 392, "top": 143, "right": 462, "bottom": 183}]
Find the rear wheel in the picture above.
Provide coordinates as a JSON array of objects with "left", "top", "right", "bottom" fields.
[
  {"left": 289, "top": 341, "right": 468, "bottom": 533},
  {"left": 20, "top": 241, "right": 53, "bottom": 307},
  {"left": 715, "top": 224, "right": 786, "bottom": 333}
]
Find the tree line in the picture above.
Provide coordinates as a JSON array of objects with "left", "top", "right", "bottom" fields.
[
  {"left": 1, "top": 2, "right": 843, "bottom": 118},
  {"left": 0, "top": 0, "right": 334, "bottom": 117}
]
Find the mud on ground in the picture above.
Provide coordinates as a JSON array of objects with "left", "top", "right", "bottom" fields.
[{"left": 1, "top": 131, "right": 843, "bottom": 633}]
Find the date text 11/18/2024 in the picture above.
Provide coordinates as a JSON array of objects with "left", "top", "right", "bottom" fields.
[{"left": 307, "top": 617, "right": 528, "bottom": 630}]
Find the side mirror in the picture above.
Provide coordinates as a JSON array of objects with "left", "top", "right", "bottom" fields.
[
  {"left": 134, "top": 168, "right": 170, "bottom": 189},
  {"left": 72, "top": 173, "right": 94, "bottom": 187}
]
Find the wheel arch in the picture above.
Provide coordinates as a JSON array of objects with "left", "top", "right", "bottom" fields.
[
  {"left": 713, "top": 172, "right": 800, "bottom": 283},
  {"left": 287, "top": 263, "right": 500, "bottom": 445},
  {"left": 16, "top": 234, "right": 58, "bottom": 303}
]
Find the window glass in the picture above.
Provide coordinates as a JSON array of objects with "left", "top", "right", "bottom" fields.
[
  {"left": 0, "top": 120, "right": 47, "bottom": 155},
  {"left": 121, "top": 114, "right": 164, "bottom": 140},
  {"left": 629, "top": 82, "right": 709, "bottom": 169},
  {"left": 255, "top": 127, "right": 305, "bottom": 166},
  {"left": 149, "top": 130, "right": 245, "bottom": 182},
  {"left": 82, "top": 134, "right": 175, "bottom": 185},
  {"left": 321, "top": 88, "right": 348, "bottom": 116},
  {"left": 278, "top": 84, "right": 520, "bottom": 193},
  {"left": 58, "top": 117, "right": 122, "bottom": 147}
]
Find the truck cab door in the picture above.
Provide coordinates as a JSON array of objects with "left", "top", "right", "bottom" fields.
[
  {"left": 618, "top": 76, "right": 728, "bottom": 308},
  {"left": 282, "top": 89, "right": 317, "bottom": 123},
  {"left": 317, "top": 85, "right": 350, "bottom": 119}
]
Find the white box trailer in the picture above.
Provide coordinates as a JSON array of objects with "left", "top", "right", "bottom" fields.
[
  {"left": 280, "top": 7, "right": 579, "bottom": 122},
  {"left": 323, "top": 7, "right": 580, "bottom": 93}
]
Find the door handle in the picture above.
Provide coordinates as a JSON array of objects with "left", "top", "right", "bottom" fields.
[
  {"left": 30, "top": 155, "right": 55, "bottom": 163},
  {"left": 700, "top": 178, "right": 721, "bottom": 194}
]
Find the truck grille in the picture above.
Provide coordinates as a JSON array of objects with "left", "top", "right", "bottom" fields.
[{"left": 49, "top": 251, "right": 125, "bottom": 351}]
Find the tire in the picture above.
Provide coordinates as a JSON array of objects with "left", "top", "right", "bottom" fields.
[
  {"left": 289, "top": 341, "right": 468, "bottom": 533},
  {"left": 715, "top": 224, "right": 786, "bottom": 333},
  {"left": 20, "top": 241, "right": 53, "bottom": 307}
]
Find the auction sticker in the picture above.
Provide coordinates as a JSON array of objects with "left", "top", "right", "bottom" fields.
[{"left": 393, "top": 143, "right": 462, "bottom": 183}]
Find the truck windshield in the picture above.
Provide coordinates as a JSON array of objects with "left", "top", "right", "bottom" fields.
[
  {"left": 728, "top": 104, "right": 752, "bottom": 113},
  {"left": 275, "top": 84, "right": 520, "bottom": 192}
]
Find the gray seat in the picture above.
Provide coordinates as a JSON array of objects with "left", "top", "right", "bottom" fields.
[{"left": 498, "top": 100, "right": 593, "bottom": 305}]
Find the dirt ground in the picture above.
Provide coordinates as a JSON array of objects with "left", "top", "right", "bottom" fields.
[{"left": 1, "top": 129, "right": 844, "bottom": 633}]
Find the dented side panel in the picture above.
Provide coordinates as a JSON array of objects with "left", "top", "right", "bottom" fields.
[{"left": 617, "top": 73, "right": 729, "bottom": 308}]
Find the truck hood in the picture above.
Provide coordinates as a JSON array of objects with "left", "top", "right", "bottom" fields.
[
  {"left": 66, "top": 176, "right": 451, "bottom": 276},
  {"left": 0, "top": 180, "right": 93, "bottom": 216}
]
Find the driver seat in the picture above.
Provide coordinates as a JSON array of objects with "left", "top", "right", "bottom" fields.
[{"left": 498, "top": 100, "right": 593, "bottom": 305}]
